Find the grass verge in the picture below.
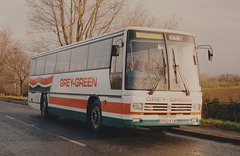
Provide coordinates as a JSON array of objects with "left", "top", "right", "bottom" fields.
[
  {"left": 0, "top": 95, "right": 28, "bottom": 101},
  {"left": 201, "top": 118, "right": 240, "bottom": 131}
]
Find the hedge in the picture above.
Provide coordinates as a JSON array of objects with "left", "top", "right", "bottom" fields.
[{"left": 202, "top": 98, "right": 240, "bottom": 123}]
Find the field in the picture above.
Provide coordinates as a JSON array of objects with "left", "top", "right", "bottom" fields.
[{"left": 202, "top": 87, "right": 240, "bottom": 104}]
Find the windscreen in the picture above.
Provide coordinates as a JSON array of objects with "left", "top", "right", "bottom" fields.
[
  {"left": 125, "top": 31, "right": 168, "bottom": 90},
  {"left": 167, "top": 34, "right": 201, "bottom": 92},
  {"left": 125, "top": 30, "right": 201, "bottom": 92}
]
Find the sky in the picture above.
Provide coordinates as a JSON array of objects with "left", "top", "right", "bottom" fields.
[{"left": 0, "top": 0, "right": 239, "bottom": 76}]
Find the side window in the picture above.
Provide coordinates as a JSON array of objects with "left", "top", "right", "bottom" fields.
[
  {"left": 56, "top": 50, "right": 71, "bottom": 73},
  {"left": 30, "top": 59, "right": 36, "bottom": 75},
  {"left": 35, "top": 57, "right": 45, "bottom": 75},
  {"left": 44, "top": 54, "right": 57, "bottom": 74},
  {"left": 87, "top": 39, "right": 112, "bottom": 69},
  {"left": 110, "top": 36, "right": 123, "bottom": 89},
  {"left": 70, "top": 45, "right": 89, "bottom": 71}
]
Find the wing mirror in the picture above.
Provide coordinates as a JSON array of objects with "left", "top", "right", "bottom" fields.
[
  {"left": 197, "top": 45, "right": 213, "bottom": 61},
  {"left": 112, "top": 45, "right": 120, "bottom": 56},
  {"left": 208, "top": 49, "right": 213, "bottom": 61}
]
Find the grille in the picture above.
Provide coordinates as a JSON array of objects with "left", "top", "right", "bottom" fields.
[
  {"left": 171, "top": 103, "right": 192, "bottom": 112},
  {"left": 144, "top": 103, "right": 168, "bottom": 111},
  {"left": 144, "top": 103, "right": 192, "bottom": 112}
]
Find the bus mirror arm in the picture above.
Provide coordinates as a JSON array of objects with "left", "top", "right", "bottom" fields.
[
  {"left": 116, "top": 39, "right": 124, "bottom": 48},
  {"left": 197, "top": 45, "right": 213, "bottom": 61}
]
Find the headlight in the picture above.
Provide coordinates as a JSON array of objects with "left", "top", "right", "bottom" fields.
[
  {"left": 192, "top": 104, "right": 201, "bottom": 111},
  {"left": 132, "top": 103, "right": 143, "bottom": 111}
]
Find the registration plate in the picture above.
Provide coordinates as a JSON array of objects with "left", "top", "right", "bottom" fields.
[
  {"left": 159, "top": 119, "right": 177, "bottom": 123},
  {"left": 159, "top": 115, "right": 177, "bottom": 123}
]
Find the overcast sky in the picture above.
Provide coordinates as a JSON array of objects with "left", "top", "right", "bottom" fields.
[{"left": 0, "top": 0, "right": 239, "bottom": 76}]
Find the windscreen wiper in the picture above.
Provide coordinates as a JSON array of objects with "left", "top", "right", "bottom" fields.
[
  {"left": 176, "top": 65, "right": 190, "bottom": 96},
  {"left": 149, "top": 50, "right": 166, "bottom": 95},
  {"left": 172, "top": 48, "right": 178, "bottom": 84},
  {"left": 162, "top": 50, "right": 167, "bottom": 84},
  {"left": 172, "top": 48, "right": 190, "bottom": 96}
]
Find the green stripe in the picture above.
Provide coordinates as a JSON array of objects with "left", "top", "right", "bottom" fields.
[
  {"left": 102, "top": 116, "right": 123, "bottom": 127},
  {"left": 48, "top": 107, "right": 86, "bottom": 122},
  {"left": 29, "top": 85, "right": 51, "bottom": 92},
  {"left": 102, "top": 117, "right": 201, "bottom": 127},
  {"left": 122, "top": 119, "right": 201, "bottom": 127}
]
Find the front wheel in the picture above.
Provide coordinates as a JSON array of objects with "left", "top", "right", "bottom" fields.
[
  {"left": 89, "top": 101, "right": 102, "bottom": 132},
  {"left": 40, "top": 94, "right": 48, "bottom": 119}
]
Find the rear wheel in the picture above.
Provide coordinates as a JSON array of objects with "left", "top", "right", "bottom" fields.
[
  {"left": 88, "top": 101, "right": 102, "bottom": 132},
  {"left": 40, "top": 95, "right": 48, "bottom": 119}
]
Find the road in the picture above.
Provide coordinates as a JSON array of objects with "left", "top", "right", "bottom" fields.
[{"left": 0, "top": 100, "right": 240, "bottom": 156}]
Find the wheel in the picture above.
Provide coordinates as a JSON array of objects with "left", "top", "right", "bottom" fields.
[
  {"left": 88, "top": 101, "right": 102, "bottom": 132},
  {"left": 40, "top": 94, "right": 48, "bottom": 119}
]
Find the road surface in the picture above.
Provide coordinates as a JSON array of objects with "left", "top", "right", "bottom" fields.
[{"left": 0, "top": 100, "right": 239, "bottom": 156}]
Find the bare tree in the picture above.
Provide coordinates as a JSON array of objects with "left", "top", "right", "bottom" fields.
[
  {"left": 0, "top": 27, "right": 31, "bottom": 96},
  {"left": 0, "top": 27, "right": 14, "bottom": 75},
  {"left": 27, "top": 0, "right": 181, "bottom": 51},
  {"left": 107, "top": 1, "right": 158, "bottom": 31},
  {"left": 160, "top": 13, "right": 181, "bottom": 30},
  {"left": 112, "top": 1, "right": 180, "bottom": 30},
  {"left": 4, "top": 47, "right": 31, "bottom": 96},
  {"left": 27, "top": 0, "right": 125, "bottom": 47},
  {"left": 0, "top": 27, "right": 15, "bottom": 94}
]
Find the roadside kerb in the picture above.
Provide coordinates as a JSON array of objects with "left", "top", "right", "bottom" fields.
[{"left": 169, "top": 126, "right": 240, "bottom": 145}]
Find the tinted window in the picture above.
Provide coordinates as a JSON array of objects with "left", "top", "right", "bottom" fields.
[
  {"left": 87, "top": 39, "right": 112, "bottom": 69},
  {"left": 30, "top": 59, "right": 36, "bottom": 75},
  {"left": 70, "top": 45, "right": 89, "bottom": 71},
  {"left": 44, "top": 54, "right": 57, "bottom": 74},
  {"left": 35, "top": 57, "right": 45, "bottom": 75},
  {"left": 56, "top": 50, "right": 71, "bottom": 73}
]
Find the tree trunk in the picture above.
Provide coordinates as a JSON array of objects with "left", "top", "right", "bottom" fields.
[{"left": 20, "top": 80, "right": 23, "bottom": 97}]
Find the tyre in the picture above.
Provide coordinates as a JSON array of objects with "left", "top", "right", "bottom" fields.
[
  {"left": 88, "top": 101, "right": 102, "bottom": 132},
  {"left": 40, "top": 94, "right": 48, "bottom": 119}
]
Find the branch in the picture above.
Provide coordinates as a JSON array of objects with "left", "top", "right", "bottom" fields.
[
  {"left": 59, "top": 0, "right": 69, "bottom": 45},
  {"left": 49, "top": 0, "right": 63, "bottom": 46}
]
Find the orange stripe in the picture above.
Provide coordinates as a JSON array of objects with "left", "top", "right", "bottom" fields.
[
  {"left": 49, "top": 96, "right": 131, "bottom": 114},
  {"left": 48, "top": 96, "right": 201, "bottom": 116},
  {"left": 101, "top": 101, "right": 131, "bottom": 114},
  {"left": 30, "top": 75, "right": 54, "bottom": 86},
  {"left": 49, "top": 96, "right": 87, "bottom": 109},
  {"left": 191, "top": 112, "right": 201, "bottom": 115}
]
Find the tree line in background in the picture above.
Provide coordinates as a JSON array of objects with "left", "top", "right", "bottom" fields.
[{"left": 200, "top": 74, "right": 240, "bottom": 88}]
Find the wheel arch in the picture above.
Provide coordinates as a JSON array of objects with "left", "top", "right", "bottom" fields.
[
  {"left": 87, "top": 95, "right": 101, "bottom": 121},
  {"left": 40, "top": 93, "right": 48, "bottom": 107},
  {"left": 40, "top": 92, "right": 49, "bottom": 119}
]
